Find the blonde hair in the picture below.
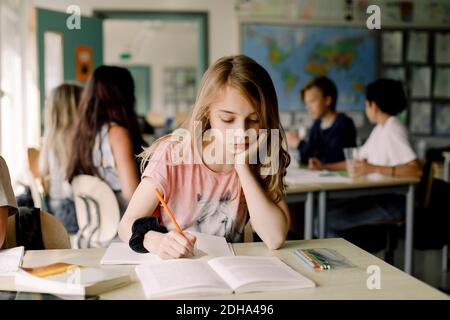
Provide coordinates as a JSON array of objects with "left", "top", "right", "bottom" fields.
[
  {"left": 39, "top": 83, "right": 83, "bottom": 177},
  {"left": 141, "top": 55, "right": 290, "bottom": 203}
]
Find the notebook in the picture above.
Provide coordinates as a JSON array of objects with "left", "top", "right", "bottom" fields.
[
  {"left": 135, "top": 256, "right": 316, "bottom": 299},
  {"left": 0, "top": 246, "right": 25, "bottom": 276},
  {"left": 285, "top": 168, "right": 351, "bottom": 184},
  {"left": 15, "top": 264, "right": 131, "bottom": 297},
  {"left": 101, "top": 232, "right": 234, "bottom": 265}
]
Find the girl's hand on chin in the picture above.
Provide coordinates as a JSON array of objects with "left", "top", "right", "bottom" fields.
[{"left": 234, "top": 131, "right": 268, "bottom": 171}]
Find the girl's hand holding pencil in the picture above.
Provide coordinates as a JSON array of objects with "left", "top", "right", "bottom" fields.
[
  {"left": 143, "top": 189, "right": 197, "bottom": 260},
  {"left": 144, "top": 230, "right": 196, "bottom": 260}
]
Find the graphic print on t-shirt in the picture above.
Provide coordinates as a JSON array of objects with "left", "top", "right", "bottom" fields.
[{"left": 194, "top": 190, "right": 238, "bottom": 241}]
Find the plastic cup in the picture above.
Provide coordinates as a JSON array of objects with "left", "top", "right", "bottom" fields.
[{"left": 343, "top": 147, "right": 359, "bottom": 179}]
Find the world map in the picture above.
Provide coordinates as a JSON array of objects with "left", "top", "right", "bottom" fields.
[{"left": 242, "top": 24, "right": 377, "bottom": 111}]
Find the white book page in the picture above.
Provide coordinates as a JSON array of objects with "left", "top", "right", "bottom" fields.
[
  {"left": 0, "top": 246, "right": 24, "bottom": 276},
  {"left": 101, "top": 243, "right": 161, "bottom": 265},
  {"left": 135, "top": 260, "right": 231, "bottom": 298},
  {"left": 208, "top": 256, "right": 315, "bottom": 292},
  {"left": 101, "top": 233, "right": 233, "bottom": 265},
  {"left": 14, "top": 268, "right": 130, "bottom": 296},
  {"left": 188, "top": 231, "right": 234, "bottom": 257},
  {"left": 48, "top": 267, "right": 129, "bottom": 285}
]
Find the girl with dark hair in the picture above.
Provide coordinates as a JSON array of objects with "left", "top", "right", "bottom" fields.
[{"left": 67, "top": 65, "right": 146, "bottom": 214}]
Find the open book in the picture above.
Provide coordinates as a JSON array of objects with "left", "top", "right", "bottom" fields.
[
  {"left": 0, "top": 246, "right": 24, "bottom": 276},
  {"left": 15, "top": 264, "right": 131, "bottom": 297},
  {"left": 101, "top": 232, "right": 234, "bottom": 265},
  {"left": 135, "top": 256, "right": 315, "bottom": 299}
]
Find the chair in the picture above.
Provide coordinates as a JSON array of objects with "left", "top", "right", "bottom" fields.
[
  {"left": 6, "top": 210, "right": 71, "bottom": 249},
  {"left": 341, "top": 219, "right": 404, "bottom": 264},
  {"left": 25, "top": 147, "right": 47, "bottom": 210},
  {"left": 71, "top": 175, "right": 121, "bottom": 249},
  {"left": 244, "top": 220, "right": 254, "bottom": 243},
  {"left": 414, "top": 150, "right": 450, "bottom": 292}
]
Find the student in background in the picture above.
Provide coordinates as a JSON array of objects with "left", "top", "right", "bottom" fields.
[
  {"left": 325, "top": 78, "right": 422, "bottom": 237},
  {"left": 0, "top": 156, "right": 18, "bottom": 248},
  {"left": 286, "top": 76, "right": 357, "bottom": 170},
  {"left": 66, "top": 66, "right": 146, "bottom": 214},
  {"left": 39, "top": 83, "right": 83, "bottom": 233},
  {"left": 119, "top": 55, "right": 291, "bottom": 259}
]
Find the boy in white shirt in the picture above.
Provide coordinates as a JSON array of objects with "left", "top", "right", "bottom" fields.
[
  {"left": 325, "top": 79, "right": 422, "bottom": 237},
  {"left": 0, "top": 156, "right": 18, "bottom": 248}
]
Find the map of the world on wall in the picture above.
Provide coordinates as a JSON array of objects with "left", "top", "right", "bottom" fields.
[{"left": 242, "top": 23, "right": 377, "bottom": 111}]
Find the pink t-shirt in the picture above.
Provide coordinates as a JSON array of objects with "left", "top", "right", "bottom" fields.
[{"left": 142, "top": 140, "right": 248, "bottom": 243}]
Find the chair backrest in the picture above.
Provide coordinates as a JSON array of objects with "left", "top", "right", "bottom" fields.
[
  {"left": 71, "top": 175, "right": 121, "bottom": 248},
  {"left": 26, "top": 147, "right": 45, "bottom": 209},
  {"left": 6, "top": 210, "right": 71, "bottom": 249},
  {"left": 244, "top": 220, "right": 254, "bottom": 243},
  {"left": 27, "top": 147, "right": 40, "bottom": 178}
]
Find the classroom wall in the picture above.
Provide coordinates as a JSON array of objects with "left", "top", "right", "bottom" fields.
[
  {"left": 103, "top": 19, "right": 199, "bottom": 113},
  {"left": 32, "top": 0, "right": 238, "bottom": 63},
  {"left": 33, "top": 0, "right": 450, "bottom": 154}
]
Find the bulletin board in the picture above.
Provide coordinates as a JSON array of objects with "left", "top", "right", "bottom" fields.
[{"left": 380, "top": 28, "right": 450, "bottom": 136}]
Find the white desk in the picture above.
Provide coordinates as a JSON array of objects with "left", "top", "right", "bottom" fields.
[
  {"left": 0, "top": 239, "right": 447, "bottom": 300},
  {"left": 286, "top": 168, "right": 420, "bottom": 274}
]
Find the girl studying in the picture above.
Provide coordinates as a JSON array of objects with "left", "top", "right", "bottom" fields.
[{"left": 118, "top": 55, "right": 291, "bottom": 259}]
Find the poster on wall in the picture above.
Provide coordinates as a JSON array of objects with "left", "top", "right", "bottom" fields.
[
  {"left": 435, "top": 33, "right": 450, "bottom": 64},
  {"left": 407, "top": 32, "right": 428, "bottom": 63},
  {"left": 434, "top": 104, "right": 450, "bottom": 135},
  {"left": 409, "top": 102, "right": 432, "bottom": 135},
  {"left": 410, "top": 66, "right": 431, "bottom": 98},
  {"left": 382, "top": 67, "right": 406, "bottom": 83},
  {"left": 241, "top": 23, "right": 377, "bottom": 111},
  {"left": 433, "top": 68, "right": 450, "bottom": 99},
  {"left": 382, "top": 31, "right": 403, "bottom": 64},
  {"left": 76, "top": 46, "right": 93, "bottom": 82}
]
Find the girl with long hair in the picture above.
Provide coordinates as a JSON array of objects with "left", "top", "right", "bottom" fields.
[
  {"left": 39, "top": 83, "right": 83, "bottom": 232},
  {"left": 118, "top": 55, "right": 291, "bottom": 259},
  {"left": 67, "top": 66, "right": 146, "bottom": 214}
]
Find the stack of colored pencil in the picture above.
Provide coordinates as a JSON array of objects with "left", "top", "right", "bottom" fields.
[{"left": 293, "top": 249, "right": 331, "bottom": 270}]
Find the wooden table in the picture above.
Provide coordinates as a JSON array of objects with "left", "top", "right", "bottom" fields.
[
  {"left": 0, "top": 239, "right": 447, "bottom": 300},
  {"left": 286, "top": 168, "right": 420, "bottom": 274}
]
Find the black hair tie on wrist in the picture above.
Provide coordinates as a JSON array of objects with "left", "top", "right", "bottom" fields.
[{"left": 129, "top": 217, "right": 168, "bottom": 253}]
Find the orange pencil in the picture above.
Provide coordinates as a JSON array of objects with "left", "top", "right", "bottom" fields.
[
  {"left": 153, "top": 188, "right": 185, "bottom": 237},
  {"left": 301, "top": 249, "right": 323, "bottom": 270}
]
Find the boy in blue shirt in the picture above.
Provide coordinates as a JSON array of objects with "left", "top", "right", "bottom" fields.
[{"left": 287, "top": 76, "right": 357, "bottom": 170}]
